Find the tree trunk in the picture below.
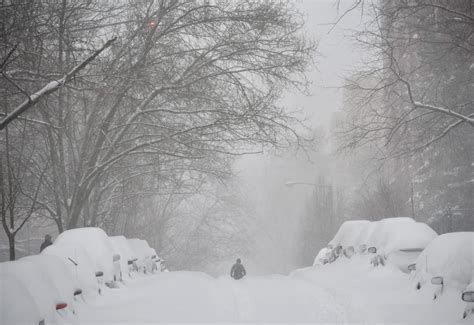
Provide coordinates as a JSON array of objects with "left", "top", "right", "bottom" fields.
[{"left": 8, "top": 234, "right": 15, "bottom": 260}]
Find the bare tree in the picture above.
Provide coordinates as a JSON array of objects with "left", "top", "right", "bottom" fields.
[
  {"left": 21, "top": 0, "right": 315, "bottom": 232},
  {"left": 339, "top": 0, "right": 473, "bottom": 157}
]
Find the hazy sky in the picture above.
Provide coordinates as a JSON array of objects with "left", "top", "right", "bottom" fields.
[{"left": 235, "top": 0, "right": 366, "bottom": 273}]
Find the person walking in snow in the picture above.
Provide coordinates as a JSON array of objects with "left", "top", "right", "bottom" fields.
[
  {"left": 230, "top": 258, "right": 246, "bottom": 280},
  {"left": 40, "top": 234, "right": 53, "bottom": 252}
]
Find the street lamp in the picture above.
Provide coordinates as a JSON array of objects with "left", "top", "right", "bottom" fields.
[{"left": 285, "top": 181, "right": 331, "bottom": 189}]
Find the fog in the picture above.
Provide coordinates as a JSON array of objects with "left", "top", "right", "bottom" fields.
[
  {"left": 234, "top": 0, "right": 366, "bottom": 274},
  {"left": 1, "top": 0, "right": 471, "bottom": 279}
]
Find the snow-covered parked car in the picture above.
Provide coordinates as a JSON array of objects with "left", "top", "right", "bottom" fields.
[
  {"left": 109, "top": 235, "right": 138, "bottom": 279},
  {"left": 0, "top": 264, "right": 45, "bottom": 325},
  {"left": 127, "top": 238, "right": 160, "bottom": 273},
  {"left": 42, "top": 243, "right": 99, "bottom": 296},
  {"left": 413, "top": 232, "right": 473, "bottom": 299},
  {"left": 462, "top": 282, "right": 474, "bottom": 319},
  {"left": 313, "top": 246, "right": 332, "bottom": 265},
  {"left": 0, "top": 256, "right": 73, "bottom": 324},
  {"left": 54, "top": 227, "right": 119, "bottom": 285},
  {"left": 324, "top": 218, "right": 437, "bottom": 271}
]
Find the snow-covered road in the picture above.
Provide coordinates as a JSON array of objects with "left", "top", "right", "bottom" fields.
[
  {"left": 73, "top": 271, "right": 348, "bottom": 323},
  {"left": 68, "top": 258, "right": 468, "bottom": 324}
]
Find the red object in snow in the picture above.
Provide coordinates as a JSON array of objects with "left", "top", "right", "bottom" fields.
[{"left": 56, "top": 303, "right": 67, "bottom": 310}]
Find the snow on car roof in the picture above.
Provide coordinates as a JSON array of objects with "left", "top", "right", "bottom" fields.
[
  {"left": 42, "top": 243, "right": 98, "bottom": 295},
  {"left": 55, "top": 227, "right": 116, "bottom": 281},
  {"left": 0, "top": 271, "right": 43, "bottom": 325},
  {"left": 110, "top": 235, "right": 137, "bottom": 272},
  {"left": 0, "top": 259, "right": 58, "bottom": 322},
  {"left": 366, "top": 218, "right": 437, "bottom": 253},
  {"left": 329, "top": 218, "right": 437, "bottom": 254},
  {"left": 127, "top": 238, "right": 155, "bottom": 259},
  {"left": 415, "top": 232, "right": 474, "bottom": 289},
  {"left": 329, "top": 220, "right": 371, "bottom": 248}
]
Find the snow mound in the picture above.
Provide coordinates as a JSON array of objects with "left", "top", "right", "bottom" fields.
[
  {"left": 0, "top": 259, "right": 63, "bottom": 323},
  {"left": 329, "top": 220, "right": 371, "bottom": 248},
  {"left": 0, "top": 267, "right": 43, "bottom": 325},
  {"left": 314, "top": 247, "right": 331, "bottom": 265},
  {"left": 55, "top": 227, "right": 116, "bottom": 282},
  {"left": 109, "top": 235, "right": 137, "bottom": 275},
  {"left": 329, "top": 218, "right": 437, "bottom": 254},
  {"left": 127, "top": 238, "right": 158, "bottom": 273},
  {"left": 415, "top": 232, "right": 474, "bottom": 289},
  {"left": 366, "top": 218, "right": 437, "bottom": 253},
  {"left": 42, "top": 243, "right": 99, "bottom": 295}
]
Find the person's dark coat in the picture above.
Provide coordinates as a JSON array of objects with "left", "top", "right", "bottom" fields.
[
  {"left": 230, "top": 262, "right": 246, "bottom": 280},
  {"left": 40, "top": 236, "right": 52, "bottom": 252}
]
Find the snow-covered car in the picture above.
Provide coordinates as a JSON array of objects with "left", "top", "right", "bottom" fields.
[
  {"left": 414, "top": 232, "right": 474, "bottom": 296},
  {"left": 0, "top": 265, "right": 45, "bottom": 325},
  {"left": 0, "top": 258, "right": 71, "bottom": 324},
  {"left": 127, "top": 238, "right": 160, "bottom": 273},
  {"left": 323, "top": 218, "right": 437, "bottom": 271},
  {"left": 109, "top": 235, "right": 138, "bottom": 279},
  {"left": 313, "top": 246, "right": 331, "bottom": 265},
  {"left": 55, "top": 227, "right": 118, "bottom": 284},
  {"left": 462, "top": 282, "right": 474, "bottom": 319},
  {"left": 42, "top": 243, "right": 99, "bottom": 296}
]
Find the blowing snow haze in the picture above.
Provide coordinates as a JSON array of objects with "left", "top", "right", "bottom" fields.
[{"left": 1, "top": 0, "right": 473, "bottom": 324}]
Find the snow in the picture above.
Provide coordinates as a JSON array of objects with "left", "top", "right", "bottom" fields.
[
  {"left": 0, "top": 268, "right": 43, "bottom": 325},
  {"left": 366, "top": 217, "right": 437, "bottom": 253},
  {"left": 109, "top": 235, "right": 137, "bottom": 277},
  {"left": 1, "top": 223, "right": 470, "bottom": 324},
  {"left": 55, "top": 227, "right": 117, "bottom": 282},
  {"left": 313, "top": 246, "right": 331, "bottom": 265},
  {"left": 327, "top": 218, "right": 437, "bottom": 271},
  {"left": 127, "top": 238, "right": 158, "bottom": 273},
  {"left": 414, "top": 232, "right": 474, "bottom": 290},
  {"left": 0, "top": 259, "right": 60, "bottom": 324},
  {"left": 329, "top": 219, "right": 372, "bottom": 248},
  {"left": 72, "top": 271, "right": 347, "bottom": 324},
  {"left": 42, "top": 243, "right": 99, "bottom": 296}
]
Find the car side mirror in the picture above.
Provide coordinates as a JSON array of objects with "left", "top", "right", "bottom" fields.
[
  {"left": 408, "top": 263, "right": 416, "bottom": 271},
  {"left": 368, "top": 247, "right": 377, "bottom": 254},
  {"left": 462, "top": 291, "right": 474, "bottom": 302},
  {"left": 431, "top": 276, "right": 444, "bottom": 285},
  {"left": 95, "top": 271, "right": 104, "bottom": 277}
]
